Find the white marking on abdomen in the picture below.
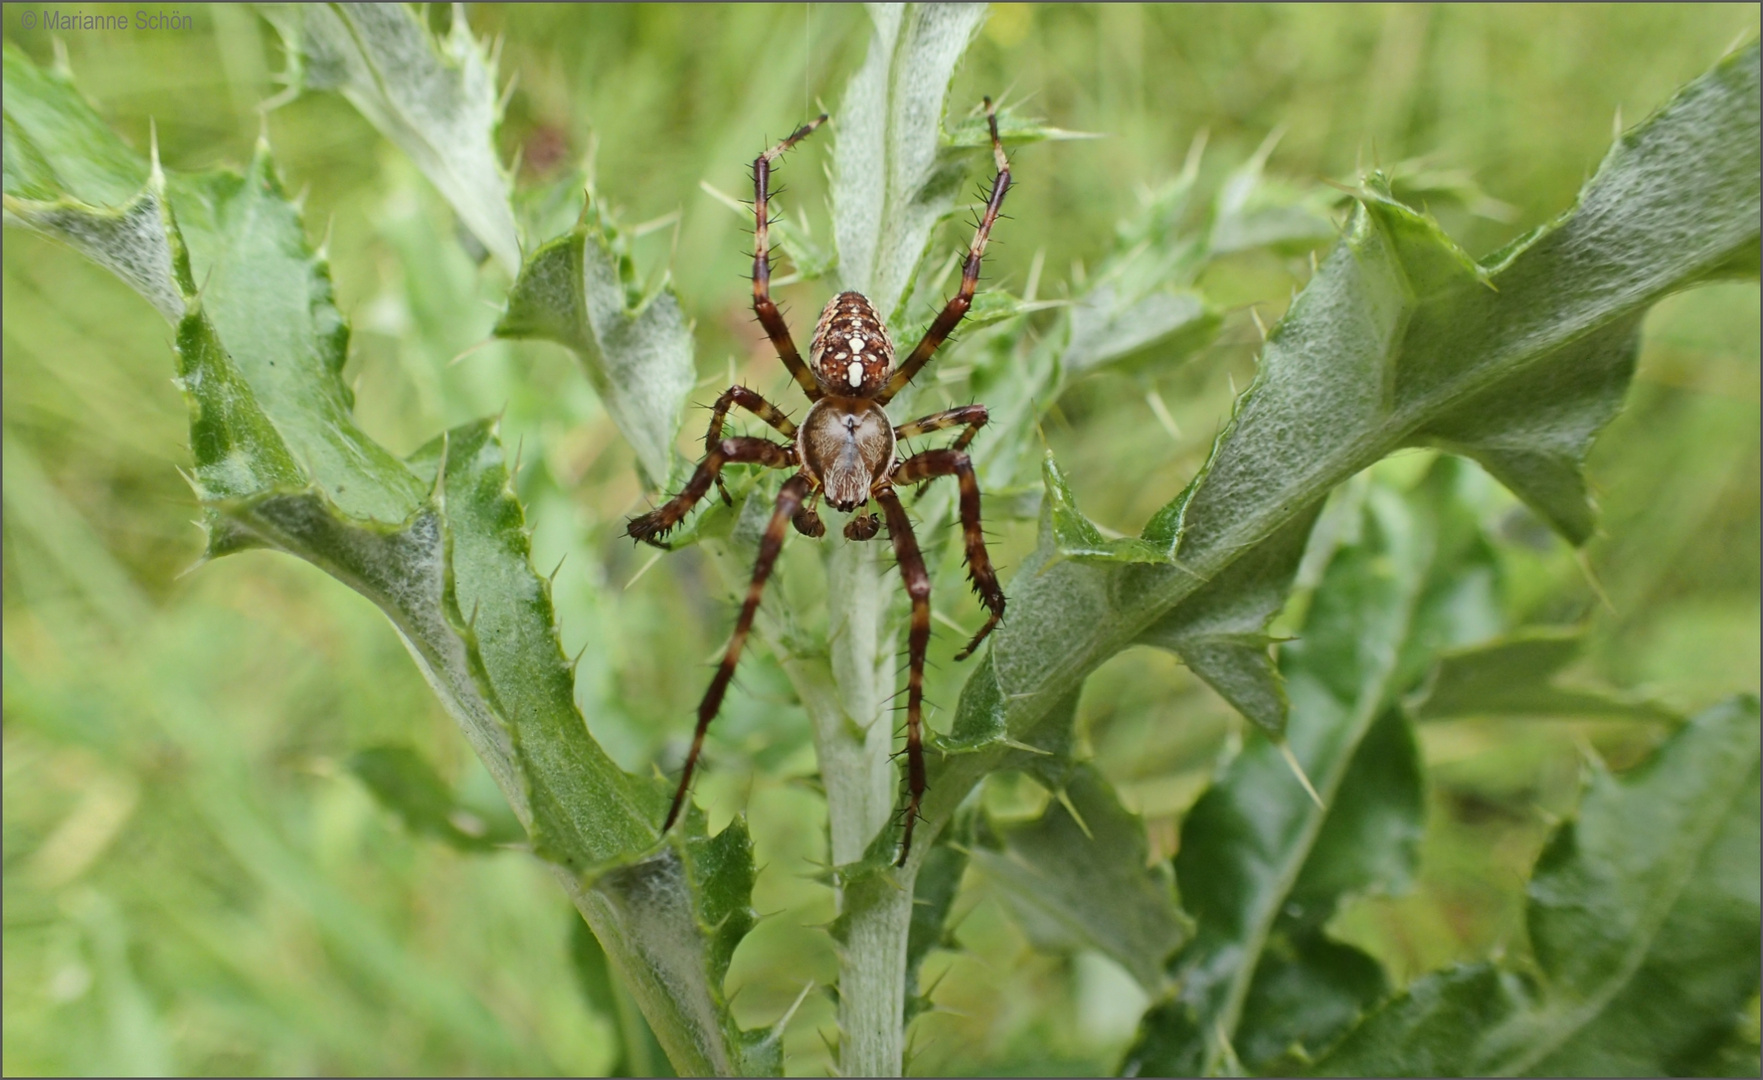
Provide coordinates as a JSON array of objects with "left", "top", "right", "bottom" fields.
[{"left": 847, "top": 361, "right": 864, "bottom": 386}]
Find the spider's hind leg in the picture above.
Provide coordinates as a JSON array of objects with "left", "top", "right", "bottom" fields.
[
  {"left": 874, "top": 485, "right": 930, "bottom": 865},
  {"left": 891, "top": 448, "right": 1007, "bottom": 660},
  {"left": 663, "top": 473, "right": 812, "bottom": 833}
]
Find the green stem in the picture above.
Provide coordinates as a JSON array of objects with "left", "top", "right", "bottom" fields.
[
  {"left": 815, "top": 530, "right": 911, "bottom": 1076},
  {"left": 834, "top": 867, "right": 915, "bottom": 1077},
  {"left": 815, "top": 532, "right": 897, "bottom": 866},
  {"left": 707, "top": 507, "right": 909, "bottom": 1074}
]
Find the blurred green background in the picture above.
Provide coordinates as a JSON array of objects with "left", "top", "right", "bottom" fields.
[{"left": 4, "top": 4, "right": 1757, "bottom": 1075}]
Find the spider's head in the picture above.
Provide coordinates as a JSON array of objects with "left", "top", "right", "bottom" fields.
[{"left": 809, "top": 291, "right": 893, "bottom": 398}]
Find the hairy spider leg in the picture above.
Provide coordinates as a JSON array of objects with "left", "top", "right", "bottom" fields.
[
  {"left": 894, "top": 403, "right": 990, "bottom": 451},
  {"left": 874, "top": 485, "right": 930, "bottom": 865},
  {"left": 877, "top": 99, "right": 1012, "bottom": 405},
  {"left": 705, "top": 385, "right": 799, "bottom": 504},
  {"left": 664, "top": 473, "right": 814, "bottom": 833},
  {"left": 753, "top": 116, "right": 829, "bottom": 401},
  {"left": 891, "top": 449, "right": 1007, "bottom": 659},
  {"left": 625, "top": 436, "right": 795, "bottom": 547}
]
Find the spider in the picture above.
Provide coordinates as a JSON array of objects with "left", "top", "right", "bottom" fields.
[{"left": 627, "top": 100, "right": 1012, "bottom": 865}]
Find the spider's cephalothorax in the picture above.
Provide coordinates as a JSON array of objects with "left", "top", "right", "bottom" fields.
[{"left": 627, "top": 100, "right": 1013, "bottom": 865}]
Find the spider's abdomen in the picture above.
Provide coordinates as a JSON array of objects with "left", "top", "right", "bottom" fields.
[{"left": 809, "top": 291, "right": 894, "bottom": 397}]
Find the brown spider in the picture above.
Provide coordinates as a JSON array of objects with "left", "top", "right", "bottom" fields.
[{"left": 627, "top": 100, "right": 1012, "bottom": 864}]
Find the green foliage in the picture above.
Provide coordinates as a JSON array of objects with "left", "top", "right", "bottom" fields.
[
  {"left": 929, "top": 42, "right": 1760, "bottom": 865},
  {"left": 1411, "top": 628, "right": 1678, "bottom": 723},
  {"left": 349, "top": 744, "right": 523, "bottom": 851},
  {"left": 497, "top": 194, "right": 695, "bottom": 488},
  {"left": 2, "top": 32, "right": 764, "bottom": 1078},
  {"left": 832, "top": 3, "right": 988, "bottom": 325},
  {"left": 1312, "top": 697, "right": 1760, "bottom": 1076},
  {"left": 1126, "top": 461, "right": 1499, "bottom": 1075},
  {"left": 260, "top": 2, "right": 521, "bottom": 270},
  {"left": 4, "top": 5, "right": 1758, "bottom": 1077},
  {"left": 971, "top": 764, "right": 1190, "bottom": 992}
]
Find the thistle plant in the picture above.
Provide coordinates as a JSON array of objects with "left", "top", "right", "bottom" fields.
[{"left": 3, "top": 5, "right": 1757, "bottom": 1076}]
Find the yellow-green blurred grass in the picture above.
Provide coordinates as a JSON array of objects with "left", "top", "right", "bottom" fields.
[{"left": 5, "top": 4, "right": 1758, "bottom": 1075}]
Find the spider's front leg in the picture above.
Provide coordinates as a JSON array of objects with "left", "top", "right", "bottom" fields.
[
  {"left": 876, "top": 100, "right": 1011, "bottom": 405},
  {"left": 874, "top": 485, "right": 930, "bottom": 865},
  {"left": 891, "top": 448, "right": 1007, "bottom": 659},
  {"left": 703, "top": 385, "right": 798, "bottom": 505},
  {"left": 625, "top": 436, "right": 794, "bottom": 547},
  {"left": 752, "top": 116, "right": 827, "bottom": 401},
  {"left": 664, "top": 473, "right": 813, "bottom": 833}
]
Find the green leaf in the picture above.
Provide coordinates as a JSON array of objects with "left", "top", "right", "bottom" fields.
[
  {"left": 1042, "top": 452, "right": 1169, "bottom": 565},
  {"left": 569, "top": 916, "right": 673, "bottom": 1078},
  {"left": 583, "top": 817, "right": 774, "bottom": 1077},
  {"left": 971, "top": 764, "right": 1190, "bottom": 992},
  {"left": 496, "top": 194, "right": 695, "bottom": 487},
  {"left": 1411, "top": 627, "right": 1678, "bottom": 723},
  {"left": 904, "top": 835, "right": 969, "bottom": 1024},
  {"left": 832, "top": 2, "right": 989, "bottom": 327},
  {"left": 258, "top": 2, "right": 521, "bottom": 270},
  {"left": 957, "top": 135, "right": 1320, "bottom": 498},
  {"left": 1124, "top": 465, "right": 1485, "bottom": 1076},
  {"left": 1138, "top": 497, "right": 1321, "bottom": 738},
  {"left": 1209, "top": 130, "right": 1342, "bottom": 257},
  {"left": 1373, "top": 157, "right": 1519, "bottom": 223},
  {"left": 2, "top": 43, "right": 183, "bottom": 322},
  {"left": 349, "top": 745, "right": 524, "bottom": 852},
  {"left": 943, "top": 104, "right": 1101, "bottom": 148},
  {"left": 1234, "top": 927, "right": 1389, "bottom": 1074},
  {"left": 2, "top": 45, "right": 767, "bottom": 1076},
  {"left": 925, "top": 44, "right": 1760, "bottom": 891},
  {"left": 1312, "top": 696, "right": 1762, "bottom": 1076},
  {"left": 1063, "top": 286, "right": 1220, "bottom": 377}
]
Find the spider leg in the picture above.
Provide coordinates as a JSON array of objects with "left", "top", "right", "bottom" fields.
[
  {"left": 664, "top": 473, "right": 813, "bottom": 834},
  {"left": 705, "top": 385, "right": 798, "bottom": 504},
  {"left": 753, "top": 117, "right": 828, "bottom": 401},
  {"left": 626, "top": 437, "right": 795, "bottom": 547},
  {"left": 891, "top": 449, "right": 1007, "bottom": 659},
  {"left": 894, "top": 403, "right": 989, "bottom": 452},
  {"left": 874, "top": 485, "right": 930, "bottom": 866},
  {"left": 877, "top": 100, "right": 1011, "bottom": 405}
]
